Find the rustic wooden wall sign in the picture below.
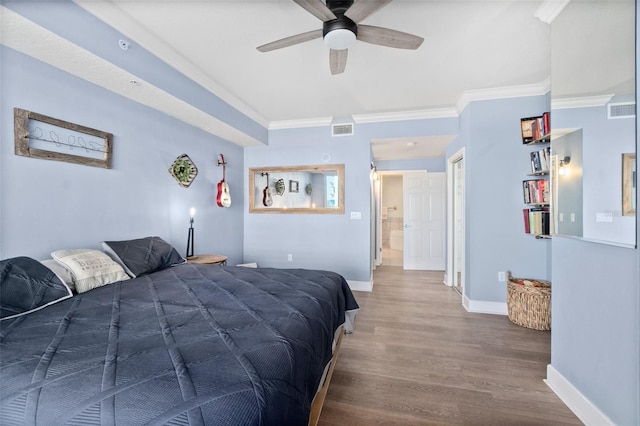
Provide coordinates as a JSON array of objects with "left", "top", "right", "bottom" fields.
[{"left": 14, "top": 108, "right": 113, "bottom": 169}]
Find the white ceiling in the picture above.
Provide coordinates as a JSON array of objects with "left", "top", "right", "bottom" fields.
[
  {"left": 71, "top": 0, "right": 554, "bottom": 161},
  {"left": 6, "top": 1, "right": 633, "bottom": 159},
  {"left": 76, "top": 0, "right": 553, "bottom": 124},
  {"left": 1, "top": 0, "right": 632, "bottom": 166},
  {"left": 14, "top": 1, "right": 632, "bottom": 160}
]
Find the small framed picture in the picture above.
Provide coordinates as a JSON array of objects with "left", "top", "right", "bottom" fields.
[{"left": 289, "top": 180, "right": 299, "bottom": 193}]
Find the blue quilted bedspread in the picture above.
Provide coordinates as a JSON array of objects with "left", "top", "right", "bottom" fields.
[{"left": 0, "top": 264, "right": 359, "bottom": 425}]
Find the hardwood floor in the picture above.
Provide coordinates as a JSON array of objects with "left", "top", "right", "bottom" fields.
[{"left": 318, "top": 266, "right": 581, "bottom": 425}]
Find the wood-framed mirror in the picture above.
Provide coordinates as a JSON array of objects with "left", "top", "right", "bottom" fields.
[{"left": 249, "top": 164, "right": 344, "bottom": 214}]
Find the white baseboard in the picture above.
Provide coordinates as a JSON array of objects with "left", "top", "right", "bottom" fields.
[
  {"left": 462, "top": 294, "right": 508, "bottom": 315},
  {"left": 347, "top": 279, "right": 372, "bottom": 292},
  {"left": 544, "top": 365, "right": 614, "bottom": 426}
]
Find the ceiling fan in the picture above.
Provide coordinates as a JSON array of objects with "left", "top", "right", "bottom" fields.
[{"left": 256, "top": 0, "right": 424, "bottom": 75}]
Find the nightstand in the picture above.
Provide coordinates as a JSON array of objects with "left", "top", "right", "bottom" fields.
[{"left": 186, "top": 254, "right": 227, "bottom": 265}]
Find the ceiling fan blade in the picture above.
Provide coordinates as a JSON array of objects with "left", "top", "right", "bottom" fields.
[
  {"left": 257, "top": 29, "right": 323, "bottom": 52},
  {"left": 345, "top": 0, "right": 394, "bottom": 23},
  {"left": 357, "top": 25, "right": 424, "bottom": 50},
  {"left": 293, "top": 0, "right": 336, "bottom": 21},
  {"left": 329, "top": 49, "right": 348, "bottom": 75}
]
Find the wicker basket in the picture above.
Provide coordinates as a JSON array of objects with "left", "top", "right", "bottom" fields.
[{"left": 506, "top": 272, "right": 551, "bottom": 331}]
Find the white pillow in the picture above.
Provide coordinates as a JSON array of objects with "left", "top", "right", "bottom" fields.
[
  {"left": 51, "top": 249, "right": 130, "bottom": 294},
  {"left": 40, "top": 259, "right": 76, "bottom": 293}
]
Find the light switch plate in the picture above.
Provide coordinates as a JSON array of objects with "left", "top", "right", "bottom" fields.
[{"left": 596, "top": 212, "right": 613, "bottom": 222}]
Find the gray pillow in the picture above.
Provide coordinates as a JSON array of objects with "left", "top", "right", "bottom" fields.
[
  {"left": 102, "top": 236, "right": 185, "bottom": 278},
  {"left": 1, "top": 256, "right": 72, "bottom": 320}
]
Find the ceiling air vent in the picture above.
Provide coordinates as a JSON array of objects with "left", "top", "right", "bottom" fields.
[
  {"left": 331, "top": 123, "right": 354, "bottom": 137},
  {"left": 608, "top": 102, "right": 636, "bottom": 119}
]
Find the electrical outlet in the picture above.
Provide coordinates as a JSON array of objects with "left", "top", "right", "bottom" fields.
[
  {"left": 287, "top": 254, "right": 293, "bottom": 262},
  {"left": 498, "top": 271, "right": 506, "bottom": 282}
]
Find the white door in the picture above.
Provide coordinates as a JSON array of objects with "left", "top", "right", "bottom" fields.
[{"left": 403, "top": 171, "right": 446, "bottom": 270}]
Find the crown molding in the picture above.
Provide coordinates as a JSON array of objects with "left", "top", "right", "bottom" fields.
[
  {"left": 268, "top": 78, "right": 552, "bottom": 130},
  {"left": 534, "top": 0, "right": 571, "bottom": 24},
  {"left": 352, "top": 108, "right": 458, "bottom": 124},
  {"left": 456, "top": 77, "right": 551, "bottom": 113},
  {"left": 268, "top": 107, "right": 459, "bottom": 130},
  {"left": 552, "top": 94, "right": 614, "bottom": 110},
  {"left": 268, "top": 116, "right": 333, "bottom": 130}
]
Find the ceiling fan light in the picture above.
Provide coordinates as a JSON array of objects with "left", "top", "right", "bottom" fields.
[{"left": 324, "top": 29, "right": 356, "bottom": 50}]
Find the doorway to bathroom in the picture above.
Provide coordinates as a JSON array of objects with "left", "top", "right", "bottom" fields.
[{"left": 380, "top": 173, "right": 404, "bottom": 266}]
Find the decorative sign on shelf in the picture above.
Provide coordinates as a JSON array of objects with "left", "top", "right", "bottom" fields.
[{"left": 14, "top": 108, "right": 113, "bottom": 169}]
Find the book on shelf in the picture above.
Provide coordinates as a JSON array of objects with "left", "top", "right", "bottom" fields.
[
  {"left": 522, "top": 179, "right": 549, "bottom": 204},
  {"left": 520, "top": 117, "right": 536, "bottom": 143},
  {"left": 524, "top": 207, "right": 550, "bottom": 236},
  {"left": 542, "top": 112, "right": 550, "bottom": 136},
  {"left": 530, "top": 146, "right": 551, "bottom": 173},
  {"left": 530, "top": 151, "right": 542, "bottom": 172},
  {"left": 522, "top": 208, "right": 531, "bottom": 233},
  {"left": 521, "top": 113, "right": 550, "bottom": 144}
]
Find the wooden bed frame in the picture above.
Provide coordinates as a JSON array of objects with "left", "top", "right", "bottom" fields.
[{"left": 308, "top": 329, "right": 345, "bottom": 426}]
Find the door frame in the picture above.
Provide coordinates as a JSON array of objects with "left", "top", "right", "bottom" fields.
[{"left": 446, "top": 148, "right": 465, "bottom": 294}]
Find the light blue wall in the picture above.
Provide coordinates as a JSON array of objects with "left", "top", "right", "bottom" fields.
[
  {"left": 0, "top": 46, "right": 245, "bottom": 264},
  {"left": 551, "top": 240, "right": 638, "bottom": 425},
  {"left": 452, "top": 96, "right": 551, "bottom": 302},
  {"left": 243, "top": 127, "right": 372, "bottom": 281},
  {"left": 244, "top": 117, "right": 458, "bottom": 283}
]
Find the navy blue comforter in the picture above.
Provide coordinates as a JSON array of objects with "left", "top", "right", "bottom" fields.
[{"left": 0, "top": 264, "right": 358, "bottom": 425}]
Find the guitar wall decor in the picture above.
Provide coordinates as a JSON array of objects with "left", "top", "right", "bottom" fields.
[
  {"left": 216, "top": 154, "right": 231, "bottom": 208},
  {"left": 262, "top": 173, "right": 273, "bottom": 207}
]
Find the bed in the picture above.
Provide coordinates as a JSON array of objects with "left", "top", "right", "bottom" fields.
[{"left": 0, "top": 237, "right": 359, "bottom": 425}]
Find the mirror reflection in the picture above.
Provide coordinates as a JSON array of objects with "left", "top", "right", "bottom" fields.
[
  {"left": 551, "top": 0, "right": 636, "bottom": 247},
  {"left": 248, "top": 164, "right": 345, "bottom": 214},
  {"left": 623, "top": 153, "right": 637, "bottom": 216}
]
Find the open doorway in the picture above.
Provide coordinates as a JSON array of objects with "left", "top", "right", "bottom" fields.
[{"left": 380, "top": 174, "right": 404, "bottom": 266}]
